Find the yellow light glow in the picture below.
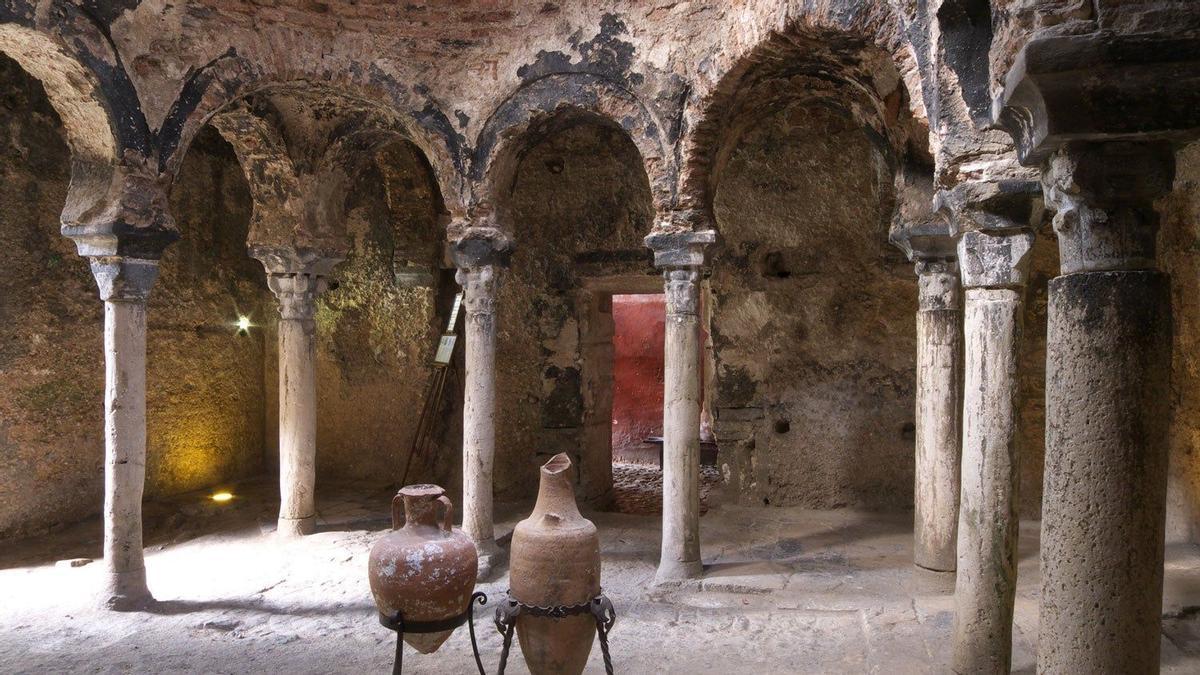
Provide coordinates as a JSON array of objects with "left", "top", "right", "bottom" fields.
[
  {"left": 211, "top": 491, "right": 234, "bottom": 503},
  {"left": 236, "top": 316, "right": 252, "bottom": 332}
]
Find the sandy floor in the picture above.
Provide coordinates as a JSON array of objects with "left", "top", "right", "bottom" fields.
[{"left": 2, "top": 478, "right": 1199, "bottom": 674}]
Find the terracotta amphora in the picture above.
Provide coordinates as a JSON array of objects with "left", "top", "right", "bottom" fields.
[
  {"left": 510, "top": 453, "right": 601, "bottom": 674},
  {"left": 367, "top": 484, "right": 478, "bottom": 654}
]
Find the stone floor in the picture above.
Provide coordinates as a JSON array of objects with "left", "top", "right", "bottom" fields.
[{"left": 2, "top": 479, "right": 1199, "bottom": 674}]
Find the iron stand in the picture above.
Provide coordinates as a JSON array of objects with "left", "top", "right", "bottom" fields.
[
  {"left": 379, "top": 591, "right": 488, "bottom": 675},
  {"left": 492, "top": 589, "right": 618, "bottom": 675}
]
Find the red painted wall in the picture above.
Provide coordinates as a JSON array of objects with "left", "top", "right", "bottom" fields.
[{"left": 611, "top": 294, "right": 665, "bottom": 462}]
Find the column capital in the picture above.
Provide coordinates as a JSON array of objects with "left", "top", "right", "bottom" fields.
[
  {"left": 450, "top": 222, "right": 513, "bottom": 271},
  {"left": 455, "top": 264, "right": 501, "bottom": 317},
  {"left": 663, "top": 268, "right": 702, "bottom": 316},
  {"left": 934, "top": 179, "right": 1043, "bottom": 236},
  {"left": 249, "top": 244, "right": 344, "bottom": 277},
  {"left": 89, "top": 257, "right": 160, "bottom": 303},
  {"left": 957, "top": 229, "right": 1035, "bottom": 290},
  {"left": 62, "top": 159, "right": 179, "bottom": 260},
  {"left": 644, "top": 224, "right": 716, "bottom": 270},
  {"left": 250, "top": 245, "right": 343, "bottom": 321},
  {"left": 1042, "top": 142, "right": 1175, "bottom": 275},
  {"left": 891, "top": 219, "right": 957, "bottom": 265}
]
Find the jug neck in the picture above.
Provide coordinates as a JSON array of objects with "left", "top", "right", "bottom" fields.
[{"left": 532, "top": 453, "right": 581, "bottom": 521}]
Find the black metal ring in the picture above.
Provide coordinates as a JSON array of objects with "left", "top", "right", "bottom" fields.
[{"left": 379, "top": 607, "right": 470, "bottom": 634}]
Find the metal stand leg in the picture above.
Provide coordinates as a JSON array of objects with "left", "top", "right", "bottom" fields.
[
  {"left": 465, "top": 592, "right": 488, "bottom": 675},
  {"left": 381, "top": 592, "right": 489, "bottom": 675},
  {"left": 591, "top": 595, "right": 617, "bottom": 675}
]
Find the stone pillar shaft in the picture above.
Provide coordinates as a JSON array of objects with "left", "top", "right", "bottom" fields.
[
  {"left": 1037, "top": 142, "right": 1174, "bottom": 674},
  {"left": 913, "top": 261, "right": 962, "bottom": 572},
  {"left": 658, "top": 268, "right": 703, "bottom": 582},
  {"left": 952, "top": 228, "right": 1033, "bottom": 675},
  {"left": 458, "top": 265, "right": 501, "bottom": 558},
  {"left": 253, "top": 247, "right": 341, "bottom": 538},
  {"left": 269, "top": 273, "right": 323, "bottom": 536},
  {"left": 90, "top": 257, "right": 160, "bottom": 609}
]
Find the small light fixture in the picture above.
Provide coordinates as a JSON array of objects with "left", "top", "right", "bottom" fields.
[
  {"left": 211, "top": 491, "right": 233, "bottom": 503},
  {"left": 236, "top": 316, "right": 251, "bottom": 336}
]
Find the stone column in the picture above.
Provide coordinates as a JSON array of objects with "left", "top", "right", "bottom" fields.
[
  {"left": 892, "top": 224, "right": 963, "bottom": 572},
  {"left": 253, "top": 248, "right": 340, "bottom": 537},
  {"left": 90, "top": 257, "right": 160, "bottom": 610},
  {"left": 452, "top": 230, "right": 511, "bottom": 574},
  {"left": 951, "top": 226, "right": 1034, "bottom": 675},
  {"left": 646, "top": 228, "right": 715, "bottom": 583},
  {"left": 1037, "top": 142, "right": 1174, "bottom": 674},
  {"left": 914, "top": 259, "right": 962, "bottom": 571}
]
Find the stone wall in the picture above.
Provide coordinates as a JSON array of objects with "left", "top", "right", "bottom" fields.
[
  {"left": 709, "top": 102, "right": 919, "bottom": 509},
  {"left": 0, "top": 60, "right": 268, "bottom": 539},
  {"left": 307, "top": 142, "right": 458, "bottom": 490}
]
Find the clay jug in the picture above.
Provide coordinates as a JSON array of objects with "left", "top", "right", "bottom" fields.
[
  {"left": 510, "top": 453, "right": 601, "bottom": 674},
  {"left": 367, "top": 484, "right": 478, "bottom": 654}
]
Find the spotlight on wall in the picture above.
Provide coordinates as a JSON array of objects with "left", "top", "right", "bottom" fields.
[
  {"left": 236, "top": 315, "right": 251, "bottom": 336},
  {"left": 211, "top": 491, "right": 234, "bottom": 503}
]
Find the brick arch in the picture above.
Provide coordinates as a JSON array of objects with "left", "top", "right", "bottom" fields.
[
  {"left": 156, "top": 62, "right": 468, "bottom": 220},
  {"left": 472, "top": 72, "right": 673, "bottom": 231},
  {"left": 0, "top": 3, "right": 173, "bottom": 257},
  {"left": 677, "top": 3, "right": 929, "bottom": 233}
]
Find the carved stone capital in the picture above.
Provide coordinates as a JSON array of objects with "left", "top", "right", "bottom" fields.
[
  {"left": 935, "top": 180, "right": 1043, "bottom": 236},
  {"left": 266, "top": 273, "right": 328, "bottom": 321},
  {"left": 456, "top": 264, "right": 500, "bottom": 317},
  {"left": 89, "top": 257, "right": 160, "bottom": 303},
  {"left": 957, "top": 230, "right": 1035, "bottom": 290},
  {"left": 891, "top": 219, "right": 957, "bottom": 265},
  {"left": 644, "top": 228, "right": 716, "bottom": 269},
  {"left": 917, "top": 260, "right": 962, "bottom": 312},
  {"left": 664, "top": 268, "right": 701, "bottom": 317},
  {"left": 1041, "top": 142, "right": 1175, "bottom": 274},
  {"left": 450, "top": 224, "right": 513, "bottom": 271},
  {"left": 62, "top": 157, "right": 179, "bottom": 260},
  {"left": 996, "top": 33, "right": 1200, "bottom": 164},
  {"left": 250, "top": 245, "right": 343, "bottom": 321}
]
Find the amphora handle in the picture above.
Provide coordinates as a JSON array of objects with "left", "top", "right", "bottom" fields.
[
  {"left": 437, "top": 495, "right": 454, "bottom": 533},
  {"left": 391, "top": 492, "right": 405, "bottom": 529}
]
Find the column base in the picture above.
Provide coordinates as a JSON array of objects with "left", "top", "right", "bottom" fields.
[
  {"left": 99, "top": 568, "right": 152, "bottom": 611},
  {"left": 654, "top": 558, "right": 703, "bottom": 586},
  {"left": 914, "top": 551, "right": 956, "bottom": 573},
  {"left": 474, "top": 537, "right": 505, "bottom": 580},
  {"left": 277, "top": 515, "right": 316, "bottom": 537}
]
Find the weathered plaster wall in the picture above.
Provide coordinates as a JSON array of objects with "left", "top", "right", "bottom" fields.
[
  {"left": 0, "top": 60, "right": 267, "bottom": 539},
  {"left": 0, "top": 57, "right": 101, "bottom": 538},
  {"left": 307, "top": 141, "right": 457, "bottom": 489},
  {"left": 496, "top": 119, "right": 656, "bottom": 501},
  {"left": 709, "top": 102, "right": 919, "bottom": 509},
  {"left": 149, "top": 125, "right": 268, "bottom": 495},
  {"left": 611, "top": 294, "right": 665, "bottom": 461}
]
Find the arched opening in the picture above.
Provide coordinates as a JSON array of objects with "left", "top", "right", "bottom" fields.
[
  {"left": 148, "top": 125, "right": 265, "bottom": 500},
  {"left": 0, "top": 55, "right": 269, "bottom": 544},
  {"left": 192, "top": 85, "right": 460, "bottom": 523},
  {"left": 313, "top": 136, "right": 459, "bottom": 494},
  {"left": 490, "top": 111, "right": 659, "bottom": 509}
]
